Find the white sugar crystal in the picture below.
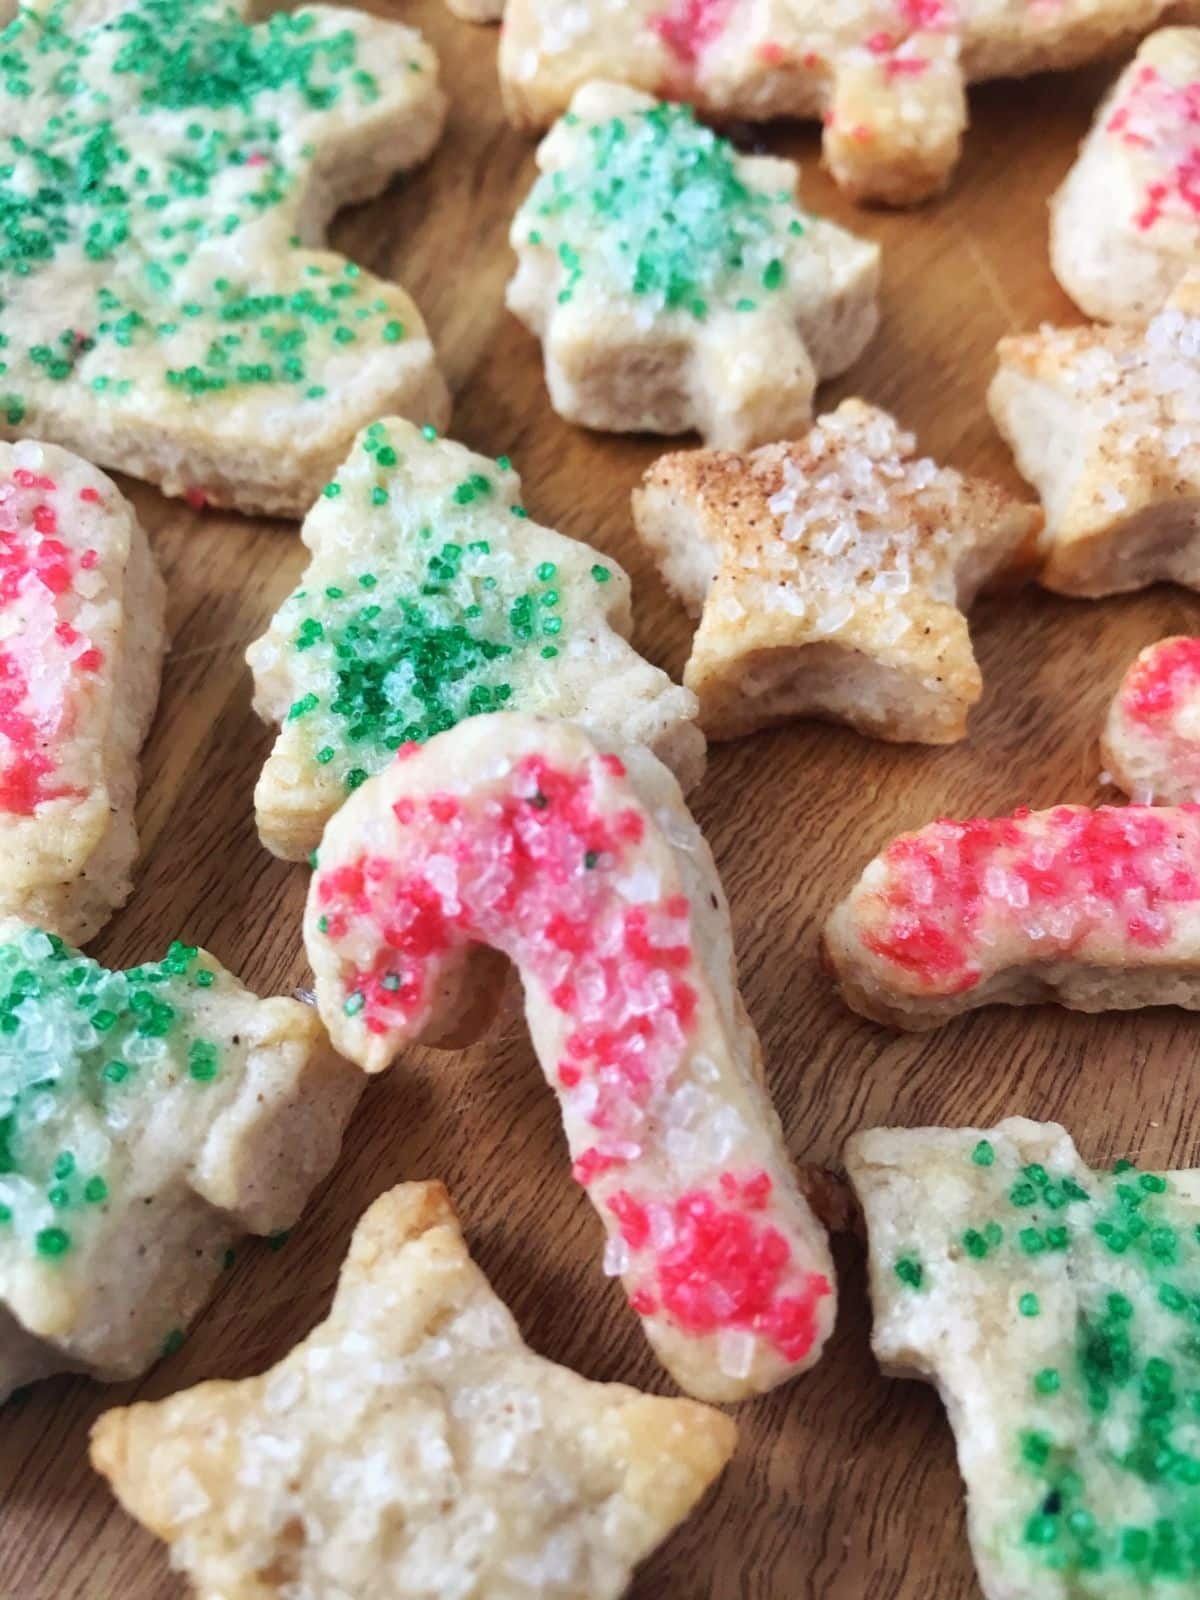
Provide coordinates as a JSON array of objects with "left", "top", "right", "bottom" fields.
[
  {"left": 717, "top": 1328, "right": 757, "bottom": 1381},
  {"left": 602, "top": 1233, "right": 631, "bottom": 1276}
]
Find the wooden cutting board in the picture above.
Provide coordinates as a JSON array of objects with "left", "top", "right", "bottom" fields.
[{"left": 3, "top": 7, "right": 1196, "bottom": 1598}]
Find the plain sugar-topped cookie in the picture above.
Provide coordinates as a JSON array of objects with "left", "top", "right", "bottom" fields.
[
  {"left": 247, "top": 420, "right": 703, "bottom": 862},
  {"left": 0, "top": 921, "right": 360, "bottom": 1399},
  {"left": 0, "top": 0, "right": 450, "bottom": 517},
  {"left": 846, "top": 1118, "right": 1200, "bottom": 1599},
  {"left": 507, "top": 83, "right": 879, "bottom": 449},
  {"left": 633, "top": 400, "right": 1038, "bottom": 743},
  {"left": 501, "top": 0, "right": 1174, "bottom": 205},
  {"left": 0, "top": 440, "right": 164, "bottom": 944},
  {"left": 1103, "top": 636, "right": 1200, "bottom": 801},
  {"left": 305, "top": 713, "right": 836, "bottom": 1402},
  {"left": 1051, "top": 28, "right": 1200, "bottom": 323},
  {"left": 989, "top": 276, "right": 1200, "bottom": 597},
  {"left": 824, "top": 803, "right": 1200, "bottom": 1028},
  {"left": 91, "top": 1180, "right": 737, "bottom": 1600}
]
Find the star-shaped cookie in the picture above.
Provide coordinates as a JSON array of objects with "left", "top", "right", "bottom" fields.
[
  {"left": 1103, "top": 635, "right": 1200, "bottom": 801},
  {"left": 0, "top": 919, "right": 359, "bottom": 1399},
  {"left": 0, "top": 0, "right": 450, "bottom": 517},
  {"left": 500, "top": 0, "right": 1175, "bottom": 205},
  {"left": 507, "top": 83, "right": 880, "bottom": 450},
  {"left": 246, "top": 419, "right": 703, "bottom": 862},
  {"left": 846, "top": 1117, "right": 1200, "bottom": 1600},
  {"left": 92, "top": 1180, "right": 738, "bottom": 1600},
  {"left": 989, "top": 275, "right": 1200, "bottom": 597},
  {"left": 305, "top": 713, "right": 837, "bottom": 1401},
  {"left": 0, "top": 439, "right": 164, "bottom": 944},
  {"left": 823, "top": 802, "right": 1200, "bottom": 1028},
  {"left": 1051, "top": 27, "right": 1200, "bottom": 323},
  {"left": 633, "top": 399, "right": 1038, "bottom": 744}
]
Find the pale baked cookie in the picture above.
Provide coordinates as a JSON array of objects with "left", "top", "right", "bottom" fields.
[
  {"left": 247, "top": 420, "right": 703, "bottom": 862},
  {"left": 500, "top": 0, "right": 1172, "bottom": 206},
  {"left": 846, "top": 1117, "right": 1200, "bottom": 1600},
  {"left": 446, "top": 0, "right": 504, "bottom": 17},
  {"left": 1103, "top": 636, "right": 1200, "bottom": 801},
  {"left": 1051, "top": 28, "right": 1200, "bottom": 323},
  {"left": 989, "top": 276, "right": 1200, "bottom": 597},
  {"left": 506, "top": 83, "right": 880, "bottom": 449},
  {"left": 92, "top": 1180, "right": 737, "bottom": 1600},
  {"left": 824, "top": 803, "right": 1200, "bottom": 1028},
  {"left": 0, "top": 920, "right": 359, "bottom": 1399},
  {"left": 633, "top": 400, "right": 1038, "bottom": 744},
  {"left": 305, "top": 713, "right": 836, "bottom": 1401},
  {"left": 0, "top": 0, "right": 450, "bottom": 518},
  {"left": 0, "top": 440, "right": 164, "bottom": 943}
]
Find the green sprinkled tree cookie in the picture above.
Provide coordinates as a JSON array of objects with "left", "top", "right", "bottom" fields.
[
  {"left": 246, "top": 418, "right": 704, "bottom": 861},
  {"left": 847, "top": 1118, "right": 1200, "bottom": 1598},
  {"left": 507, "top": 81, "right": 879, "bottom": 447},
  {"left": 0, "top": 0, "right": 450, "bottom": 516},
  {"left": 0, "top": 920, "right": 359, "bottom": 1398}
]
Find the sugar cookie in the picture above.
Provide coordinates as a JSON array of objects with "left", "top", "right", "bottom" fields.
[
  {"left": 247, "top": 420, "right": 703, "bottom": 862},
  {"left": 0, "top": 921, "right": 359, "bottom": 1399},
  {"left": 0, "top": 0, "right": 450, "bottom": 516},
  {"left": 92, "top": 1180, "right": 737, "bottom": 1600},
  {"left": 507, "top": 83, "right": 879, "bottom": 449},
  {"left": 1103, "top": 636, "right": 1200, "bottom": 802},
  {"left": 305, "top": 713, "right": 836, "bottom": 1401}
]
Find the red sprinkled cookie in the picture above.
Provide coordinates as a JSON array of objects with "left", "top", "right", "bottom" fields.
[{"left": 1102, "top": 635, "right": 1200, "bottom": 801}]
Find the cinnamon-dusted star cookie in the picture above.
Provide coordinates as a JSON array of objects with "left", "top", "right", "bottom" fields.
[
  {"left": 989, "top": 277, "right": 1200, "bottom": 597},
  {"left": 501, "top": 0, "right": 1172, "bottom": 205},
  {"left": 0, "top": 0, "right": 450, "bottom": 518},
  {"left": 0, "top": 921, "right": 359, "bottom": 1399},
  {"left": 846, "top": 1117, "right": 1200, "bottom": 1600},
  {"left": 507, "top": 83, "right": 879, "bottom": 449},
  {"left": 823, "top": 803, "right": 1200, "bottom": 1029},
  {"left": 247, "top": 420, "right": 703, "bottom": 862},
  {"left": 633, "top": 400, "right": 1037, "bottom": 744},
  {"left": 1103, "top": 636, "right": 1200, "bottom": 801},
  {"left": 92, "top": 1180, "right": 737, "bottom": 1600},
  {"left": 0, "top": 440, "right": 164, "bottom": 943},
  {"left": 1051, "top": 28, "right": 1200, "bottom": 323},
  {"left": 305, "top": 713, "right": 836, "bottom": 1401}
]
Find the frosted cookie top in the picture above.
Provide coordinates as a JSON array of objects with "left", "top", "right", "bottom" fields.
[
  {"left": 847, "top": 1119, "right": 1200, "bottom": 1600},
  {"left": 1104, "top": 637, "right": 1200, "bottom": 803},
  {"left": 0, "top": 0, "right": 449, "bottom": 514}
]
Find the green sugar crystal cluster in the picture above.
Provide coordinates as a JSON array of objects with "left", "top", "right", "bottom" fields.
[
  {"left": 0, "top": 927, "right": 222, "bottom": 1262},
  {"left": 517, "top": 100, "right": 806, "bottom": 321}
]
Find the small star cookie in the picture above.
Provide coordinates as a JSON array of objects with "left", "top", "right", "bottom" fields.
[
  {"left": 633, "top": 400, "right": 1038, "bottom": 744},
  {"left": 0, "top": 0, "right": 450, "bottom": 517},
  {"left": 1103, "top": 636, "right": 1200, "bottom": 801},
  {"left": 1051, "top": 28, "right": 1200, "bottom": 323},
  {"left": 0, "top": 439, "right": 164, "bottom": 944},
  {"left": 823, "top": 802, "right": 1200, "bottom": 1028},
  {"left": 0, "top": 921, "right": 359, "bottom": 1399},
  {"left": 500, "top": 0, "right": 1173, "bottom": 206},
  {"left": 305, "top": 713, "right": 837, "bottom": 1401},
  {"left": 989, "top": 276, "right": 1200, "bottom": 597},
  {"left": 506, "top": 83, "right": 880, "bottom": 449},
  {"left": 91, "top": 1180, "right": 738, "bottom": 1600},
  {"left": 846, "top": 1118, "right": 1200, "bottom": 1600},
  {"left": 246, "top": 420, "right": 703, "bottom": 863}
]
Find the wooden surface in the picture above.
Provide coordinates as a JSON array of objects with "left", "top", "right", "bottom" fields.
[{"left": 3, "top": 9, "right": 1198, "bottom": 1598}]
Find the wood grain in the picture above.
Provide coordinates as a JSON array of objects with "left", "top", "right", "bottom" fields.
[{"left": 2, "top": 9, "right": 1195, "bottom": 1598}]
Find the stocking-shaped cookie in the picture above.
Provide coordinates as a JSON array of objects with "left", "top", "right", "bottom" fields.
[
  {"left": 247, "top": 419, "right": 703, "bottom": 861},
  {"left": 989, "top": 275, "right": 1200, "bottom": 597},
  {"left": 0, "top": 920, "right": 359, "bottom": 1398},
  {"left": 0, "top": 0, "right": 450, "bottom": 516},
  {"left": 501, "top": 0, "right": 1173, "bottom": 205},
  {"left": 305, "top": 713, "right": 836, "bottom": 1401},
  {"left": 847, "top": 1118, "right": 1200, "bottom": 1600},
  {"left": 507, "top": 83, "right": 879, "bottom": 449},
  {"left": 1103, "top": 636, "right": 1200, "bottom": 802},
  {"left": 634, "top": 400, "right": 1037, "bottom": 743},
  {"left": 0, "top": 440, "right": 164, "bottom": 943},
  {"left": 92, "top": 1180, "right": 737, "bottom": 1600},
  {"left": 824, "top": 803, "right": 1200, "bottom": 1028}
]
